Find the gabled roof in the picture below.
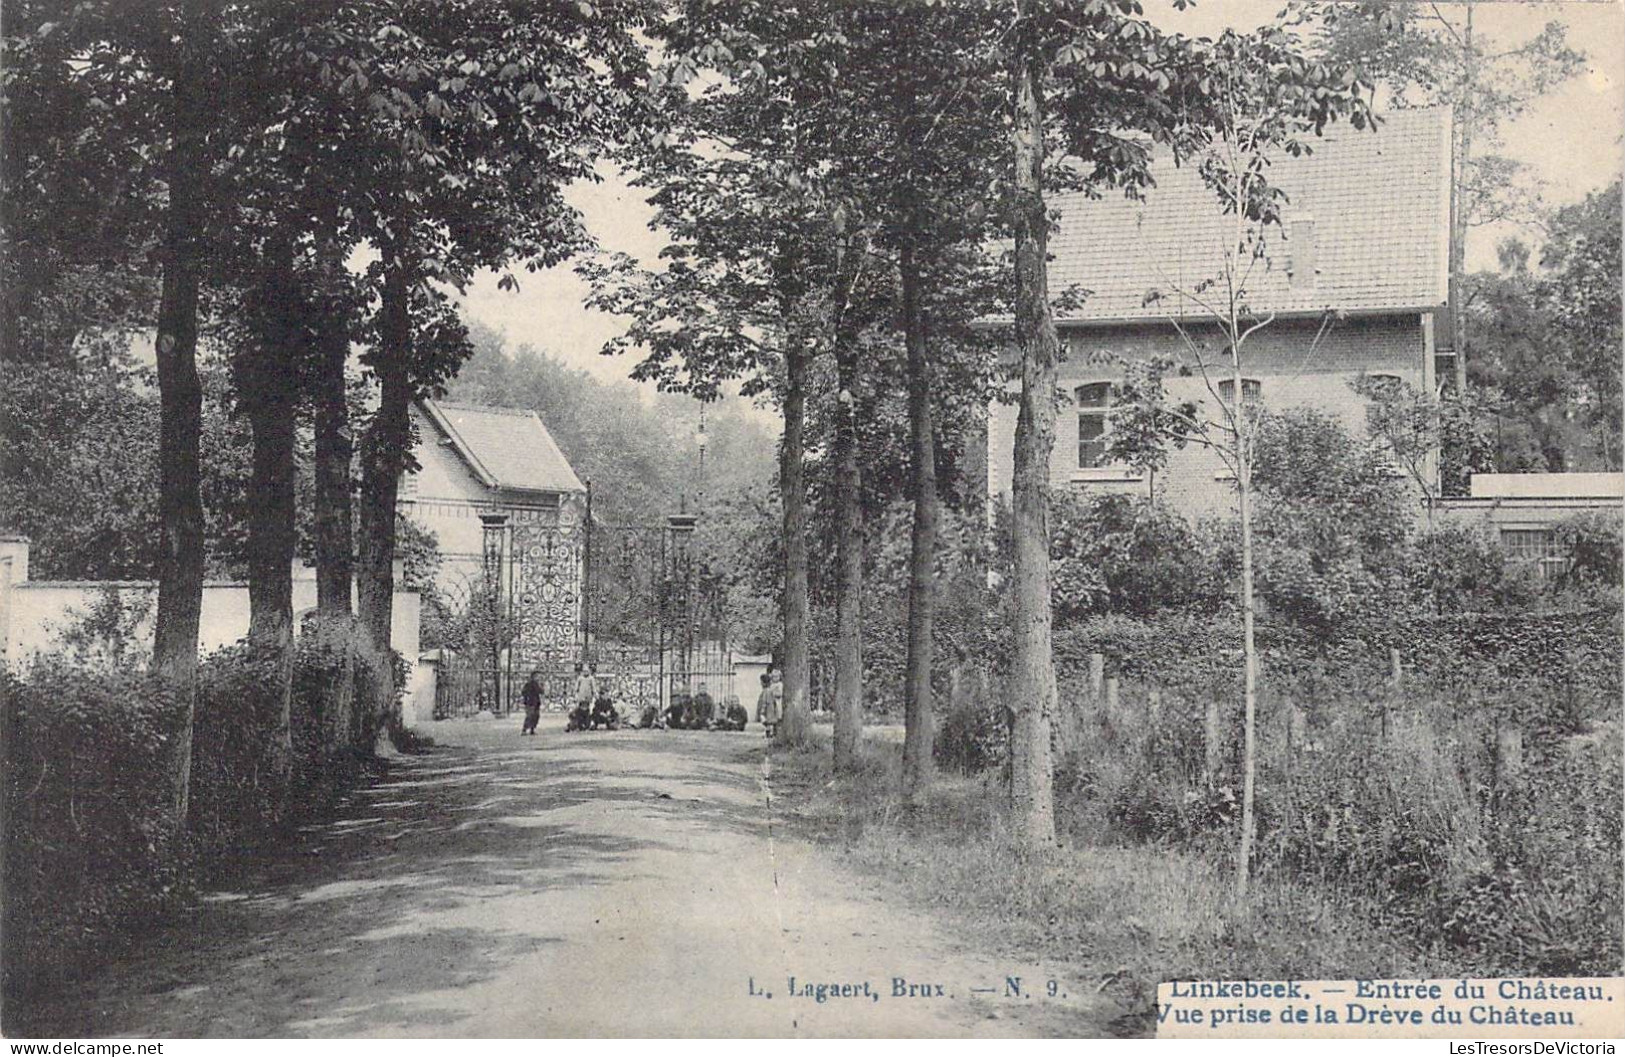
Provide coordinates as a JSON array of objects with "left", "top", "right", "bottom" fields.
[
  {"left": 1048, "top": 107, "right": 1452, "bottom": 325},
  {"left": 420, "top": 399, "right": 585, "bottom": 494}
]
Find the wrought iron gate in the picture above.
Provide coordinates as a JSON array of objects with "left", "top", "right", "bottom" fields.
[{"left": 432, "top": 487, "right": 743, "bottom": 719}]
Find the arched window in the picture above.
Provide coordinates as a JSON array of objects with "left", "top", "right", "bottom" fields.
[{"left": 1076, "top": 382, "right": 1116, "bottom": 468}]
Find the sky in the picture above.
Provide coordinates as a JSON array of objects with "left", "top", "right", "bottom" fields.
[{"left": 455, "top": 0, "right": 1625, "bottom": 394}]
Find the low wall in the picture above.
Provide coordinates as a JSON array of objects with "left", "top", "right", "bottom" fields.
[{"left": 2, "top": 565, "right": 427, "bottom": 727}]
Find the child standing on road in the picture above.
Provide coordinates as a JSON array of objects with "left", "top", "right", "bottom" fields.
[{"left": 755, "top": 671, "right": 780, "bottom": 739}]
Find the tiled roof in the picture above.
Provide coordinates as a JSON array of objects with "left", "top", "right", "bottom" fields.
[
  {"left": 421, "top": 399, "right": 585, "bottom": 494},
  {"left": 1048, "top": 107, "right": 1451, "bottom": 324}
]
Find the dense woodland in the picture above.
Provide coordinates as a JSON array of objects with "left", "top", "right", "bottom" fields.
[{"left": 2, "top": 0, "right": 1620, "bottom": 1005}]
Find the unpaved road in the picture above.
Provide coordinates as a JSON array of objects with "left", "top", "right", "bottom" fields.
[{"left": 11, "top": 716, "right": 1108, "bottom": 1038}]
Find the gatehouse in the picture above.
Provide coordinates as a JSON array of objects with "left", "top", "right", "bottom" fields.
[{"left": 400, "top": 399, "right": 746, "bottom": 720}]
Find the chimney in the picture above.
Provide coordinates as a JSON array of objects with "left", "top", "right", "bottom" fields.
[{"left": 1289, "top": 216, "right": 1316, "bottom": 288}]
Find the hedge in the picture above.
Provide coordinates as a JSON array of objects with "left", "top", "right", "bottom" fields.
[
  {"left": 1, "top": 661, "right": 193, "bottom": 998},
  {"left": 1395, "top": 608, "right": 1622, "bottom": 700},
  {"left": 2, "top": 621, "right": 407, "bottom": 1005},
  {"left": 1049, "top": 608, "right": 1621, "bottom": 702}
]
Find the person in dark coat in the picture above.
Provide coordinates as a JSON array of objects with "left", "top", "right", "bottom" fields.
[
  {"left": 720, "top": 694, "right": 748, "bottom": 731},
  {"left": 521, "top": 671, "right": 543, "bottom": 735},
  {"left": 692, "top": 683, "right": 716, "bottom": 729},
  {"left": 591, "top": 684, "right": 619, "bottom": 729},
  {"left": 667, "top": 690, "right": 694, "bottom": 729}
]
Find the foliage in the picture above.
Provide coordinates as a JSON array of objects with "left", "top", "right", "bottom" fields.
[
  {"left": 1102, "top": 356, "right": 1199, "bottom": 484},
  {"left": 818, "top": 558, "right": 993, "bottom": 720},
  {"left": 1353, "top": 372, "right": 1497, "bottom": 500},
  {"left": 52, "top": 586, "right": 154, "bottom": 670},
  {"left": 291, "top": 613, "right": 403, "bottom": 792},
  {"left": 1312, "top": 1, "right": 1586, "bottom": 284},
  {"left": 1, "top": 660, "right": 190, "bottom": 998},
  {"left": 397, "top": 515, "right": 453, "bottom": 651},
  {"left": 0, "top": 356, "right": 160, "bottom": 578},
  {"left": 1045, "top": 492, "right": 1224, "bottom": 622},
  {"left": 1554, "top": 509, "right": 1623, "bottom": 591},
  {"left": 777, "top": 737, "right": 1482, "bottom": 1029},
  {"left": 1050, "top": 664, "right": 1622, "bottom": 975},
  {"left": 1539, "top": 182, "right": 1623, "bottom": 468},
  {"left": 0, "top": 617, "right": 416, "bottom": 999},
  {"left": 1005, "top": 406, "right": 1615, "bottom": 685},
  {"left": 1397, "top": 608, "right": 1623, "bottom": 706},
  {"left": 1248, "top": 408, "right": 1412, "bottom": 638},
  {"left": 0, "top": 347, "right": 287, "bottom": 581},
  {"left": 934, "top": 695, "right": 1009, "bottom": 778},
  {"left": 1462, "top": 259, "right": 1589, "bottom": 475},
  {"left": 1404, "top": 521, "right": 1543, "bottom": 614},
  {"left": 448, "top": 322, "right": 777, "bottom": 524},
  {"left": 188, "top": 640, "right": 290, "bottom": 862},
  {"left": 690, "top": 485, "right": 783, "bottom": 656}
]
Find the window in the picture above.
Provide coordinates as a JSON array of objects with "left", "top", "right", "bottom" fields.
[
  {"left": 1500, "top": 528, "right": 1568, "bottom": 580},
  {"left": 1216, "top": 378, "right": 1262, "bottom": 406},
  {"left": 1076, "top": 382, "right": 1115, "bottom": 468}
]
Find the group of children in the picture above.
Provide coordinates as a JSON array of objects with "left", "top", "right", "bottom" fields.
[
  {"left": 658, "top": 671, "right": 781, "bottom": 737},
  {"left": 519, "top": 665, "right": 784, "bottom": 738}
]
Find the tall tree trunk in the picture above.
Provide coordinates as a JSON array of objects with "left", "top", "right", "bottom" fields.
[
  {"left": 1006, "top": 22, "right": 1058, "bottom": 849},
  {"left": 900, "top": 240, "right": 936, "bottom": 801},
  {"left": 776, "top": 333, "right": 812, "bottom": 747},
  {"left": 355, "top": 250, "right": 413, "bottom": 751},
  {"left": 831, "top": 348, "right": 865, "bottom": 772},
  {"left": 831, "top": 216, "right": 865, "bottom": 775},
  {"left": 312, "top": 219, "right": 355, "bottom": 616},
  {"left": 150, "top": 52, "right": 209, "bottom": 835},
  {"left": 240, "top": 233, "right": 299, "bottom": 791},
  {"left": 308, "top": 219, "right": 357, "bottom": 758}
]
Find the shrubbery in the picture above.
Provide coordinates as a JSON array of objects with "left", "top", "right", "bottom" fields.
[
  {"left": 966, "top": 410, "right": 1624, "bottom": 977},
  {"left": 1045, "top": 667, "right": 1622, "bottom": 976},
  {"left": 1047, "top": 492, "right": 1224, "bottom": 620},
  {"left": 188, "top": 640, "right": 291, "bottom": 863},
  {"left": 1, "top": 660, "right": 192, "bottom": 996},
  {"left": 934, "top": 694, "right": 1007, "bottom": 775},
  {"left": 1, "top": 619, "right": 409, "bottom": 1001},
  {"left": 1029, "top": 413, "right": 1624, "bottom": 650}
]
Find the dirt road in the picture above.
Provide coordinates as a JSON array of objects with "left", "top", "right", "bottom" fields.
[{"left": 13, "top": 716, "right": 1107, "bottom": 1038}]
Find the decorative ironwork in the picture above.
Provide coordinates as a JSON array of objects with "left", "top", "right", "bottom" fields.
[
  {"left": 435, "top": 484, "right": 742, "bottom": 718},
  {"left": 510, "top": 520, "right": 582, "bottom": 672}
]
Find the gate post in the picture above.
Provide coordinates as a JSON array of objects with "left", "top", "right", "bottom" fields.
[
  {"left": 481, "top": 513, "right": 510, "bottom": 713},
  {"left": 667, "top": 511, "right": 698, "bottom": 700},
  {"left": 582, "top": 480, "right": 593, "bottom": 665}
]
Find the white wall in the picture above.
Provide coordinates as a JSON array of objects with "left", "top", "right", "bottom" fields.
[{"left": 2, "top": 556, "right": 428, "bottom": 727}]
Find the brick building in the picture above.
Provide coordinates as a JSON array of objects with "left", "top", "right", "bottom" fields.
[{"left": 987, "top": 107, "right": 1453, "bottom": 518}]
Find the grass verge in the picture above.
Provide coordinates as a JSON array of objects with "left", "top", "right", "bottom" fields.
[{"left": 769, "top": 731, "right": 1478, "bottom": 1037}]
